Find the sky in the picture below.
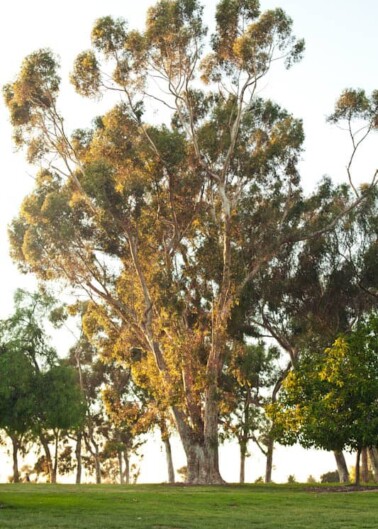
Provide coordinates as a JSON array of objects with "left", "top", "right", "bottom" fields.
[{"left": 0, "top": 0, "right": 377, "bottom": 483}]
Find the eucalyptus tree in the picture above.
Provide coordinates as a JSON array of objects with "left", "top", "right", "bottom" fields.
[{"left": 4, "top": 0, "right": 377, "bottom": 483}]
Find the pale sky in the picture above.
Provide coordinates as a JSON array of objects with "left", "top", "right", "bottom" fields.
[{"left": 0, "top": 0, "right": 377, "bottom": 483}]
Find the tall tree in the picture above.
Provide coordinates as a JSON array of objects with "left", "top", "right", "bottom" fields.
[{"left": 5, "top": 1, "right": 377, "bottom": 483}]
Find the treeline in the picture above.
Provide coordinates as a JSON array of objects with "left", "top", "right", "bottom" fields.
[
  {"left": 2, "top": 0, "right": 378, "bottom": 484},
  {"left": 2, "top": 289, "right": 378, "bottom": 485}
]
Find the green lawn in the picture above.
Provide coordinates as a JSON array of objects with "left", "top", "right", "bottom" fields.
[{"left": 0, "top": 483, "right": 377, "bottom": 529}]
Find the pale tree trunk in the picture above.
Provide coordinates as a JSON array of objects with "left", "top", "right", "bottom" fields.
[
  {"left": 265, "top": 437, "right": 274, "bottom": 483},
  {"left": 39, "top": 433, "right": 54, "bottom": 483},
  {"left": 75, "top": 432, "right": 82, "bottom": 484},
  {"left": 124, "top": 450, "right": 130, "bottom": 484},
  {"left": 239, "top": 440, "right": 247, "bottom": 484},
  {"left": 333, "top": 450, "right": 350, "bottom": 483},
  {"left": 361, "top": 447, "right": 369, "bottom": 483},
  {"left": 118, "top": 450, "right": 124, "bottom": 484},
  {"left": 368, "top": 447, "right": 378, "bottom": 482},
  {"left": 160, "top": 420, "right": 175, "bottom": 484},
  {"left": 173, "top": 403, "right": 223, "bottom": 484},
  {"left": 11, "top": 436, "right": 20, "bottom": 483},
  {"left": 162, "top": 436, "right": 175, "bottom": 484}
]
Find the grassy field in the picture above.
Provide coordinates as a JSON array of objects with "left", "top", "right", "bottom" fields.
[{"left": 0, "top": 483, "right": 377, "bottom": 529}]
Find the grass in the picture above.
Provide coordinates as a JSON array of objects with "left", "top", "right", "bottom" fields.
[{"left": 0, "top": 483, "right": 377, "bottom": 529}]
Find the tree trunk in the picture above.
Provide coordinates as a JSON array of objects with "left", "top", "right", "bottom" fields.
[
  {"left": 172, "top": 399, "right": 224, "bottom": 484},
  {"left": 239, "top": 440, "right": 247, "bottom": 484},
  {"left": 11, "top": 436, "right": 20, "bottom": 483},
  {"left": 124, "top": 450, "right": 130, "bottom": 485},
  {"left": 162, "top": 435, "right": 175, "bottom": 484},
  {"left": 160, "top": 421, "right": 175, "bottom": 484},
  {"left": 75, "top": 432, "right": 82, "bottom": 484},
  {"left": 39, "top": 433, "right": 54, "bottom": 483},
  {"left": 265, "top": 437, "right": 274, "bottom": 483},
  {"left": 361, "top": 447, "right": 369, "bottom": 483},
  {"left": 94, "top": 445, "right": 101, "bottom": 484},
  {"left": 333, "top": 450, "right": 350, "bottom": 483},
  {"left": 118, "top": 450, "right": 124, "bottom": 484},
  {"left": 355, "top": 448, "right": 362, "bottom": 486},
  {"left": 368, "top": 447, "right": 378, "bottom": 482},
  {"left": 51, "top": 431, "right": 59, "bottom": 484}
]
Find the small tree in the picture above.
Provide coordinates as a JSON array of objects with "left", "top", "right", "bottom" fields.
[{"left": 271, "top": 313, "right": 378, "bottom": 485}]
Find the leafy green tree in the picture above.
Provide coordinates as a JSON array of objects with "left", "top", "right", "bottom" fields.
[
  {"left": 0, "top": 346, "right": 35, "bottom": 482},
  {"left": 35, "top": 364, "right": 86, "bottom": 483},
  {"left": 221, "top": 342, "right": 279, "bottom": 483},
  {"left": 4, "top": 1, "right": 377, "bottom": 483},
  {"left": 271, "top": 313, "right": 378, "bottom": 485}
]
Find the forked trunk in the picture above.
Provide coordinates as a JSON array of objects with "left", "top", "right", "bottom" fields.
[
  {"left": 265, "top": 437, "right": 274, "bottom": 483},
  {"left": 368, "top": 447, "right": 378, "bottom": 482},
  {"left": 175, "top": 398, "right": 224, "bottom": 484},
  {"left": 39, "top": 433, "right": 54, "bottom": 483},
  {"left": 333, "top": 450, "right": 350, "bottom": 483}
]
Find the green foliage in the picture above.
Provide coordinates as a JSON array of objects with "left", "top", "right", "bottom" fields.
[
  {"left": 320, "top": 470, "right": 340, "bottom": 484},
  {"left": 271, "top": 313, "right": 378, "bottom": 453}
]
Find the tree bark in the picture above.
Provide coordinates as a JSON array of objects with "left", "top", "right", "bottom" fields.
[
  {"left": 39, "top": 433, "right": 54, "bottom": 483},
  {"left": 171, "top": 386, "right": 224, "bottom": 484},
  {"left": 162, "top": 435, "right": 175, "bottom": 484},
  {"left": 94, "top": 445, "right": 101, "bottom": 484},
  {"left": 239, "top": 440, "right": 247, "bottom": 484},
  {"left": 75, "top": 432, "right": 82, "bottom": 484},
  {"left": 11, "top": 436, "right": 20, "bottom": 483},
  {"left": 368, "top": 447, "right": 378, "bottom": 482},
  {"left": 265, "top": 437, "right": 274, "bottom": 483},
  {"left": 361, "top": 447, "right": 369, "bottom": 483},
  {"left": 118, "top": 450, "right": 124, "bottom": 484},
  {"left": 355, "top": 448, "right": 362, "bottom": 486},
  {"left": 124, "top": 450, "right": 130, "bottom": 485},
  {"left": 333, "top": 450, "right": 350, "bottom": 483},
  {"left": 52, "top": 431, "right": 59, "bottom": 484}
]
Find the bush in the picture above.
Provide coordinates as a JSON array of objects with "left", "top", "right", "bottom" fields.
[
  {"left": 307, "top": 474, "right": 317, "bottom": 484},
  {"left": 320, "top": 470, "right": 339, "bottom": 483},
  {"left": 287, "top": 474, "right": 297, "bottom": 483}
]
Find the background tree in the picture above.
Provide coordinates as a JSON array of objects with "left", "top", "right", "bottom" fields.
[
  {"left": 270, "top": 313, "right": 378, "bottom": 485},
  {"left": 0, "top": 346, "right": 35, "bottom": 482},
  {"left": 221, "top": 342, "right": 279, "bottom": 483}
]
